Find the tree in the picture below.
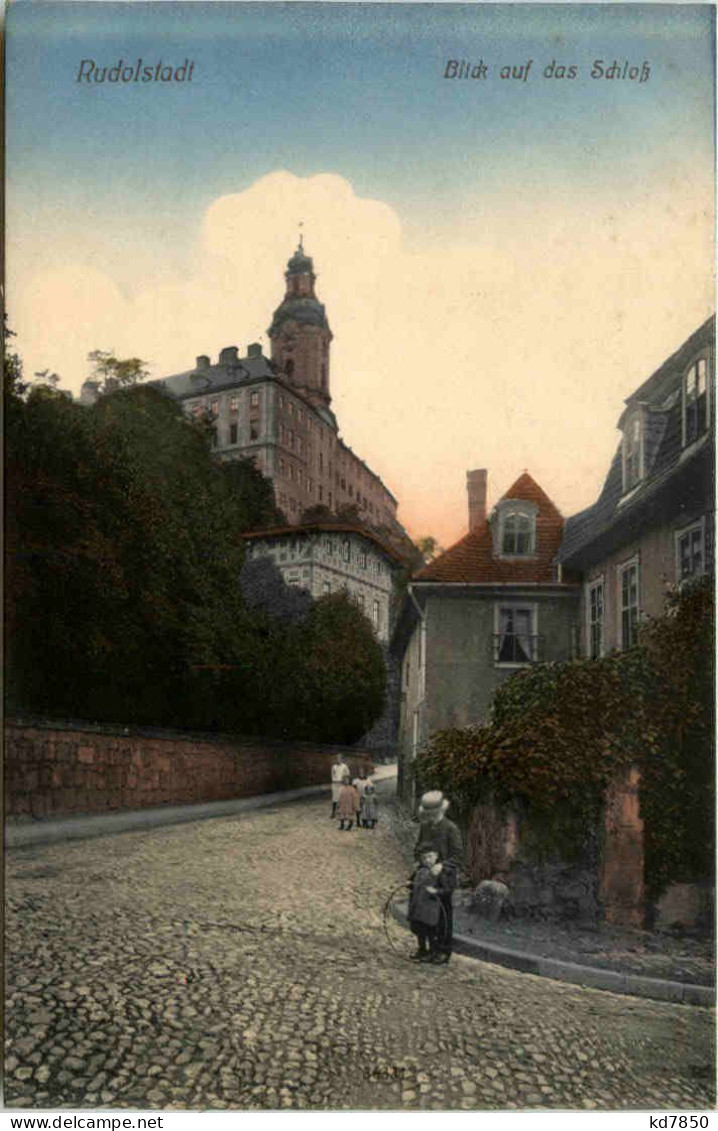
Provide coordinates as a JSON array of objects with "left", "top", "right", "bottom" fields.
[
  {"left": 277, "top": 592, "right": 387, "bottom": 743},
  {"left": 239, "top": 557, "right": 313, "bottom": 624},
  {"left": 299, "top": 504, "right": 334, "bottom": 525},
  {"left": 6, "top": 370, "right": 387, "bottom": 744},
  {"left": 4, "top": 317, "right": 26, "bottom": 404},
  {"left": 6, "top": 382, "right": 255, "bottom": 725},
  {"left": 87, "top": 349, "right": 149, "bottom": 393},
  {"left": 32, "top": 369, "right": 61, "bottom": 389},
  {"left": 220, "top": 458, "right": 286, "bottom": 530},
  {"left": 414, "top": 535, "right": 443, "bottom": 564}
]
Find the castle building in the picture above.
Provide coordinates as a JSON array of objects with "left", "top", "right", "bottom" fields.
[{"left": 143, "top": 242, "right": 400, "bottom": 531}]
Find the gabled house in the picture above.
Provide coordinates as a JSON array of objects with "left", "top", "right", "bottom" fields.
[
  {"left": 392, "top": 470, "right": 579, "bottom": 803},
  {"left": 242, "top": 522, "right": 401, "bottom": 642},
  {"left": 559, "top": 316, "right": 714, "bottom": 656}
]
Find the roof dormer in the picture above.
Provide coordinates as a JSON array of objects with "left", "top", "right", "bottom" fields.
[{"left": 490, "top": 498, "right": 539, "bottom": 559}]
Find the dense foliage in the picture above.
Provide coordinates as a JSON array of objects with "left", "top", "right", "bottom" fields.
[
  {"left": 417, "top": 577, "right": 714, "bottom": 895},
  {"left": 6, "top": 367, "right": 386, "bottom": 743}
]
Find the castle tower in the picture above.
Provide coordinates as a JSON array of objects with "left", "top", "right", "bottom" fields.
[{"left": 268, "top": 241, "right": 333, "bottom": 409}]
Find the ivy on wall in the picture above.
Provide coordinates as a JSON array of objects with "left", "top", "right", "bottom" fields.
[{"left": 417, "top": 577, "right": 714, "bottom": 897}]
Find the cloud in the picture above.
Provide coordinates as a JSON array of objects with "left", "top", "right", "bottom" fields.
[{"left": 9, "top": 169, "right": 713, "bottom": 544}]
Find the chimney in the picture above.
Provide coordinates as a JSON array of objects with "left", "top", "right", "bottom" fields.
[
  {"left": 219, "top": 346, "right": 239, "bottom": 365},
  {"left": 467, "top": 469, "right": 487, "bottom": 532},
  {"left": 247, "top": 342, "right": 263, "bottom": 358},
  {"left": 195, "top": 355, "right": 210, "bottom": 371}
]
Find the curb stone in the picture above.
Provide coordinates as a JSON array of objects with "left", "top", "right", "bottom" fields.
[
  {"left": 390, "top": 899, "right": 715, "bottom": 1007},
  {"left": 6, "top": 766, "right": 398, "bottom": 849}
]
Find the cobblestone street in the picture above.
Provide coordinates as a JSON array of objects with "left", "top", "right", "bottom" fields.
[{"left": 6, "top": 783, "right": 715, "bottom": 1111}]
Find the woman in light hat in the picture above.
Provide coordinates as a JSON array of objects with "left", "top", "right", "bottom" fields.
[{"left": 414, "top": 790, "right": 463, "bottom": 964}]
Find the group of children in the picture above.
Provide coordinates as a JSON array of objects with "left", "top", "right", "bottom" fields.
[
  {"left": 335, "top": 773, "right": 379, "bottom": 831},
  {"left": 330, "top": 756, "right": 379, "bottom": 832}
]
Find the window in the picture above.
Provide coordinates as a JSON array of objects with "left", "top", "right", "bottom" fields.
[
  {"left": 210, "top": 400, "right": 219, "bottom": 417},
  {"left": 289, "top": 498, "right": 297, "bottom": 513},
  {"left": 676, "top": 521, "right": 704, "bottom": 581},
  {"left": 501, "top": 511, "right": 534, "bottom": 555},
  {"left": 623, "top": 415, "right": 643, "bottom": 492},
  {"left": 279, "top": 394, "right": 285, "bottom": 410},
  {"left": 250, "top": 392, "right": 260, "bottom": 409},
  {"left": 342, "top": 539, "right": 350, "bottom": 562},
  {"left": 372, "top": 600, "right": 380, "bottom": 627},
  {"left": 357, "top": 594, "right": 365, "bottom": 610},
  {"left": 323, "top": 581, "right": 331, "bottom": 594},
  {"left": 494, "top": 605, "right": 537, "bottom": 665},
  {"left": 288, "top": 429, "right": 294, "bottom": 449},
  {"left": 285, "top": 359, "right": 294, "bottom": 379},
  {"left": 325, "top": 538, "right": 333, "bottom": 554},
  {"left": 229, "top": 422, "right": 238, "bottom": 445},
  {"left": 587, "top": 578, "right": 604, "bottom": 659},
  {"left": 229, "top": 396, "right": 239, "bottom": 414},
  {"left": 319, "top": 452, "right": 324, "bottom": 472},
  {"left": 318, "top": 485, "right": 324, "bottom": 502},
  {"left": 250, "top": 421, "right": 259, "bottom": 441},
  {"left": 359, "top": 550, "right": 367, "bottom": 569},
  {"left": 618, "top": 558, "right": 639, "bottom": 650},
  {"left": 683, "top": 358, "right": 709, "bottom": 446},
  {"left": 278, "top": 458, "right": 286, "bottom": 476}
]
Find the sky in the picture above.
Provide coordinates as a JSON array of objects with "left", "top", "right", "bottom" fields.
[{"left": 6, "top": 2, "right": 715, "bottom": 546}]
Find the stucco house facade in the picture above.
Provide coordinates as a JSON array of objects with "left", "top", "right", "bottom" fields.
[
  {"left": 392, "top": 470, "right": 580, "bottom": 803},
  {"left": 558, "top": 316, "right": 714, "bottom": 655},
  {"left": 242, "top": 522, "right": 400, "bottom": 643}
]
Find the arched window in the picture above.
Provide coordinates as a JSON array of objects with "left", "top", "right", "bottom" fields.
[
  {"left": 622, "top": 414, "right": 643, "bottom": 491},
  {"left": 502, "top": 511, "right": 534, "bottom": 555},
  {"left": 683, "top": 357, "right": 709, "bottom": 447},
  {"left": 285, "top": 359, "right": 294, "bottom": 379}
]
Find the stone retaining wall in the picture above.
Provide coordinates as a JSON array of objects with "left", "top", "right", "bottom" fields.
[{"left": 5, "top": 720, "right": 373, "bottom": 819}]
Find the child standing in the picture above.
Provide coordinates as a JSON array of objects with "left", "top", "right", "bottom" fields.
[
  {"left": 337, "top": 781, "right": 359, "bottom": 831},
  {"left": 408, "top": 848, "right": 447, "bottom": 963},
  {"left": 352, "top": 771, "right": 367, "bottom": 827},
  {"left": 362, "top": 778, "right": 379, "bottom": 829}
]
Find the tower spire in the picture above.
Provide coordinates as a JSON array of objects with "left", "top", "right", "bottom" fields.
[{"left": 268, "top": 242, "right": 333, "bottom": 409}]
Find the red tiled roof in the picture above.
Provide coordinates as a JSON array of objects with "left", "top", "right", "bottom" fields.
[{"left": 415, "top": 472, "right": 565, "bottom": 584}]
